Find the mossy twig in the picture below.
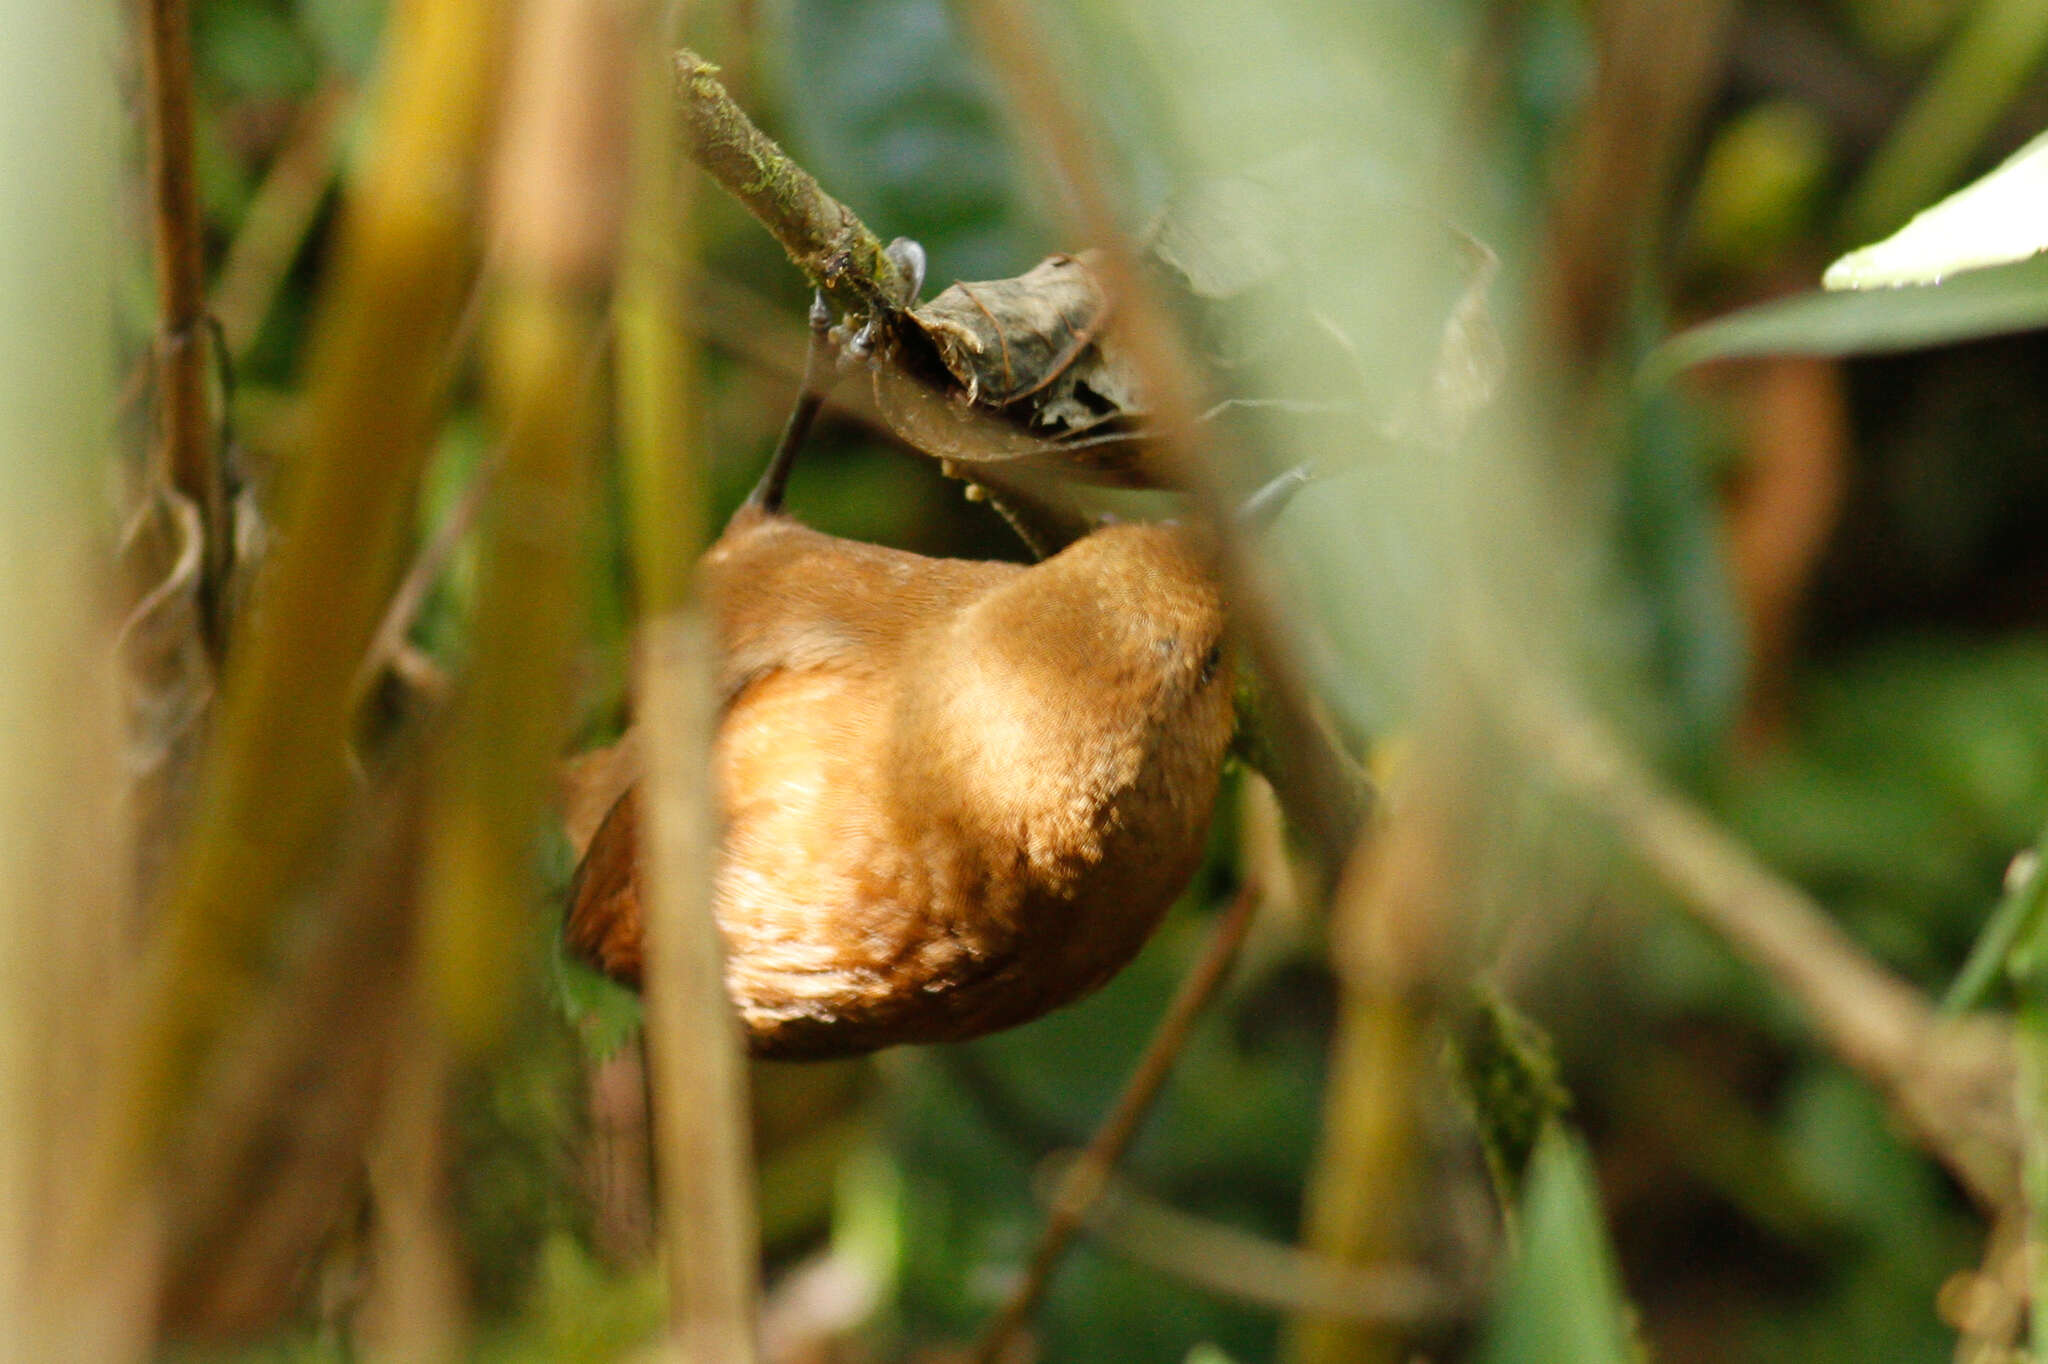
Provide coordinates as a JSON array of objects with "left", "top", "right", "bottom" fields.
[{"left": 672, "top": 48, "right": 906, "bottom": 315}]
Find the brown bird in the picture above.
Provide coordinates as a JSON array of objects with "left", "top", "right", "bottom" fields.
[
  {"left": 567, "top": 294, "right": 1238, "bottom": 1059},
  {"left": 566, "top": 505, "right": 1235, "bottom": 1059}
]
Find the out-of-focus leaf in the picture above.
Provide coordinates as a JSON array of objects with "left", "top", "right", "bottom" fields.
[
  {"left": 476, "top": 1234, "right": 662, "bottom": 1363},
  {"left": 553, "top": 953, "right": 643, "bottom": 1065},
  {"left": 1476, "top": 1128, "right": 1639, "bottom": 1364},
  {"left": 1147, "top": 173, "right": 1293, "bottom": 303},
  {"left": 1729, "top": 638, "right": 2048, "bottom": 982},
  {"left": 1747, "top": 1069, "right": 1971, "bottom": 1364},
  {"left": 1183, "top": 1345, "right": 1241, "bottom": 1364},
  {"left": 1145, "top": 155, "right": 1502, "bottom": 450},
  {"left": 1826, "top": 129, "right": 2048, "bottom": 289},
  {"left": 197, "top": 2, "right": 318, "bottom": 97},
  {"left": 295, "top": 0, "right": 388, "bottom": 81},
  {"left": 1686, "top": 99, "right": 1832, "bottom": 271},
  {"left": 1615, "top": 386, "right": 1746, "bottom": 762},
  {"left": 1654, "top": 254, "right": 2048, "bottom": 372}
]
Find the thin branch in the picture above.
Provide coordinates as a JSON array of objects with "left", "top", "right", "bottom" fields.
[
  {"left": 1502, "top": 660, "right": 2021, "bottom": 1211},
  {"left": 212, "top": 82, "right": 350, "bottom": 361},
  {"left": 1081, "top": 1173, "right": 1468, "bottom": 1325},
  {"left": 958, "top": 0, "right": 1369, "bottom": 885},
  {"left": 354, "top": 455, "right": 493, "bottom": 708},
  {"left": 635, "top": 23, "right": 761, "bottom": 1363},
  {"left": 672, "top": 48, "right": 906, "bottom": 314},
  {"left": 971, "top": 885, "right": 1260, "bottom": 1364},
  {"left": 745, "top": 291, "right": 836, "bottom": 514},
  {"left": 142, "top": 0, "right": 227, "bottom": 648}
]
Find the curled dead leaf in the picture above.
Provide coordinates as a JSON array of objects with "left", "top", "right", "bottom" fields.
[
  {"left": 119, "top": 483, "right": 216, "bottom": 896},
  {"left": 879, "top": 251, "right": 1155, "bottom": 486}
]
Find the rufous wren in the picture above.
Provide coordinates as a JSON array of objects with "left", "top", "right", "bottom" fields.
[{"left": 566, "top": 299, "right": 1236, "bottom": 1060}]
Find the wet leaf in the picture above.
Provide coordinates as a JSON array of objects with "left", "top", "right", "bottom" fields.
[
  {"left": 1826, "top": 128, "right": 2048, "bottom": 290},
  {"left": 1653, "top": 254, "right": 2048, "bottom": 372}
]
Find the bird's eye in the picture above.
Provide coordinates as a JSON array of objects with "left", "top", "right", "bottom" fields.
[{"left": 1198, "top": 643, "right": 1223, "bottom": 686}]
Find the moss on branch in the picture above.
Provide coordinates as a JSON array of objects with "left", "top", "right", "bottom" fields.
[{"left": 672, "top": 49, "right": 907, "bottom": 314}]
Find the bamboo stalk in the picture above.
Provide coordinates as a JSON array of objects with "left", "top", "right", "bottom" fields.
[
  {"left": 0, "top": 1, "right": 124, "bottom": 1354},
  {"left": 1283, "top": 991, "right": 1430, "bottom": 1364},
  {"left": 141, "top": 0, "right": 227, "bottom": 638},
  {"left": 1280, "top": 757, "right": 1466, "bottom": 1364},
  {"left": 419, "top": 0, "right": 628, "bottom": 1050},
  {"left": 628, "top": 15, "right": 762, "bottom": 1361},
  {"left": 95, "top": 0, "right": 511, "bottom": 1220}
]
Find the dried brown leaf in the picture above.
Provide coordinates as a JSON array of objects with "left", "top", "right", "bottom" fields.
[
  {"left": 878, "top": 252, "right": 1157, "bottom": 487},
  {"left": 119, "top": 484, "right": 215, "bottom": 898}
]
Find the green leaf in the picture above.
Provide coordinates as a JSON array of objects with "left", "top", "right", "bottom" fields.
[
  {"left": 1944, "top": 833, "right": 2048, "bottom": 1013},
  {"left": 295, "top": 0, "right": 387, "bottom": 80},
  {"left": 552, "top": 952, "right": 642, "bottom": 1063},
  {"left": 1448, "top": 989, "right": 1571, "bottom": 1206},
  {"left": 1826, "top": 129, "right": 2048, "bottom": 289},
  {"left": 1653, "top": 253, "right": 2048, "bottom": 373},
  {"left": 1477, "top": 1128, "right": 1641, "bottom": 1364}
]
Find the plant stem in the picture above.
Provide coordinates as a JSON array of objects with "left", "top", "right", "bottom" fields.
[
  {"left": 0, "top": 0, "right": 122, "bottom": 1347},
  {"left": 419, "top": 0, "right": 629, "bottom": 1052},
  {"left": 632, "top": 18, "right": 762, "bottom": 1362},
  {"left": 672, "top": 48, "right": 907, "bottom": 316},
  {"left": 142, "top": 0, "right": 227, "bottom": 649},
  {"left": 973, "top": 885, "right": 1260, "bottom": 1364},
  {"left": 212, "top": 82, "right": 350, "bottom": 362},
  {"left": 2018, "top": 1007, "right": 2048, "bottom": 1360}
]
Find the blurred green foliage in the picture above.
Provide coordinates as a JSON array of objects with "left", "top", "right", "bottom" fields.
[{"left": 164, "top": 0, "right": 2048, "bottom": 1359}]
